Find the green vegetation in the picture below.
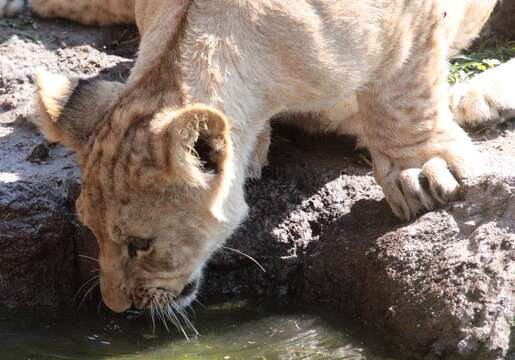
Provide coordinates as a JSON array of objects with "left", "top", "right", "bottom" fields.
[{"left": 449, "top": 41, "right": 515, "bottom": 84}]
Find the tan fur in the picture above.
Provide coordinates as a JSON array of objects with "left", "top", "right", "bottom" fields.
[
  {"left": 34, "top": 70, "right": 78, "bottom": 147},
  {"left": 0, "top": 0, "right": 23, "bottom": 17},
  {"left": 24, "top": 0, "right": 513, "bottom": 313},
  {"left": 450, "top": 58, "right": 515, "bottom": 127},
  {"left": 30, "top": 0, "right": 136, "bottom": 25},
  {"left": 35, "top": 69, "right": 125, "bottom": 151}
]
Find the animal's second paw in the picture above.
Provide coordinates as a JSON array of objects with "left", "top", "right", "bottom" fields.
[
  {"left": 373, "top": 138, "right": 481, "bottom": 221},
  {"left": 0, "top": 0, "right": 24, "bottom": 17},
  {"left": 381, "top": 158, "right": 465, "bottom": 220}
]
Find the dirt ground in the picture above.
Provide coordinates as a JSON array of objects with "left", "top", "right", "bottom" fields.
[{"left": 0, "top": 13, "right": 136, "bottom": 185}]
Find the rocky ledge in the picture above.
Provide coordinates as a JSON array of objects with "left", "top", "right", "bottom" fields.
[
  {"left": 0, "top": 10, "right": 514, "bottom": 360},
  {"left": 204, "top": 127, "right": 515, "bottom": 359}
]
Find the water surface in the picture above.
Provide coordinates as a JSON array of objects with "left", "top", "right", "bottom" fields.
[{"left": 0, "top": 302, "right": 396, "bottom": 360}]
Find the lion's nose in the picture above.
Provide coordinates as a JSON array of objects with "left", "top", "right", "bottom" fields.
[
  {"left": 100, "top": 278, "right": 131, "bottom": 313},
  {"left": 102, "top": 295, "right": 132, "bottom": 313}
]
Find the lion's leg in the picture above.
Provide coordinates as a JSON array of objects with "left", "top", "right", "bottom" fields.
[
  {"left": 27, "top": 0, "right": 136, "bottom": 26},
  {"left": 357, "top": 22, "right": 480, "bottom": 221},
  {"left": 247, "top": 123, "right": 271, "bottom": 180},
  {"left": 320, "top": 57, "right": 515, "bottom": 139},
  {"left": 0, "top": 0, "right": 23, "bottom": 17},
  {"left": 322, "top": 56, "right": 515, "bottom": 139},
  {"left": 318, "top": 0, "right": 497, "bottom": 138},
  {"left": 448, "top": 0, "right": 497, "bottom": 57}
]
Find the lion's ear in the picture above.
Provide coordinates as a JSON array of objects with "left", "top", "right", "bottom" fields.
[
  {"left": 34, "top": 68, "right": 123, "bottom": 151},
  {"left": 152, "top": 105, "right": 234, "bottom": 221}
]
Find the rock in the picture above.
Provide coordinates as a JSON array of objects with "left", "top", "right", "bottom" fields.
[
  {"left": 296, "top": 175, "right": 514, "bottom": 359},
  {"left": 0, "top": 13, "right": 129, "bottom": 310},
  {"left": 203, "top": 129, "right": 372, "bottom": 302},
  {"left": 486, "top": 0, "right": 515, "bottom": 41},
  {"left": 204, "top": 125, "right": 514, "bottom": 359},
  {"left": 25, "top": 142, "right": 50, "bottom": 163},
  {"left": 0, "top": 180, "right": 76, "bottom": 309}
]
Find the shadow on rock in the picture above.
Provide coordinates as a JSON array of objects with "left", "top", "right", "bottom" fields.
[
  {"left": 297, "top": 176, "right": 514, "bottom": 359},
  {"left": 202, "top": 125, "right": 374, "bottom": 302}
]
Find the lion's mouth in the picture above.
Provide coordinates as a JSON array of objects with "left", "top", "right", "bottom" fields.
[
  {"left": 143, "top": 278, "right": 201, "bottom": 338},
  {"left": 132, "top": 277, "right": 201, "bottom": 311}
]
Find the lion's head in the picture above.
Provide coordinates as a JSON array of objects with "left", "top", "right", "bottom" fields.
[{"left": 34, "top": 69, "right": 247, "bottom": 313}]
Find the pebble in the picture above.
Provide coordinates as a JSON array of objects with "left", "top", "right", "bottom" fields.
[{"left": 26, "top": 143, "right": 49, "bottom": 163}]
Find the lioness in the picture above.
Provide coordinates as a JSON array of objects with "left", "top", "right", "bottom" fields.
[{"left": 3, "top": 0, "right": 513, "bottom": 316}]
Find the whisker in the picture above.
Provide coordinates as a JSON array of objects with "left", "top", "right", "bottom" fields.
[
  {"left": 173, "top": 302, "right": 194, "bottom": 330},
  {"left": 78, "top": 254, "right": 99, "bottom": 263},
  {"left": 163, "top": 297, "right": 181, "bottom": 334},
  {"left": 153, "top": 299, "right": 164, "bottom": 330},
  {"left": 166, "top": 299, "right": 189, "bottom": 341},
  {"left": 222, "top": 246, "right": 266, "bottom": 273},
  {"left": 74, "top": 275, "right": 100, "bottom": 301},
  {"left": 186, "top": 304, "right": 197, "bottom": 317},
  {"left": 155, "top": 298, "right": 170, "bottom": 333},
  {"left": 149, "top": 293, "right": 199, "bottom": 339},
  {"left": 97, "top": 300, "right": 103, "bottom": 317},
  {"left": 78, "top": 279, "right": 99, "bottom": 310},
  {"left": 193, "top": 299, "right": 205, "bottom": 308},
  {"left": 174, "top": 301, "right": 199, "bottom": 336},
  {"left": 149, "top": 302, "right": 156, "bottom": 333},
  {"left": 156, "top": 300, "right": 170, "bottom": 332}
]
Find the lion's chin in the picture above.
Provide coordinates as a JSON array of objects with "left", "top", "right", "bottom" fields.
[{"left": 174, "top": 277, "right": 201, "bottom": 308}]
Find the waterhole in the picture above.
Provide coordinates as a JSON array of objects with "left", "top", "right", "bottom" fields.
[{"left": 0, "top": 302, "right": 396, "bottom": 360}]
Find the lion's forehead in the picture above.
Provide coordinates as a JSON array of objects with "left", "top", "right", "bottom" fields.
[{"left": 79, "top": 110, "right": 171, "bottom": 192}]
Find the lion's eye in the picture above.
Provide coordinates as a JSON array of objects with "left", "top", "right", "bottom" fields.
[{"left": 127, "top": 237, "right": 154, "bottom": 258}]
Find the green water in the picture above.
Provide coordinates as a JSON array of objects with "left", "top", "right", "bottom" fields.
[{"left": 0, "top": 302, "right": 395, "bottom": 360}]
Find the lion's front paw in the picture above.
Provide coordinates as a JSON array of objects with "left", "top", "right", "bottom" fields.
[{"left": 375, "top": 145, "right": 480, "bottom": 221}]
